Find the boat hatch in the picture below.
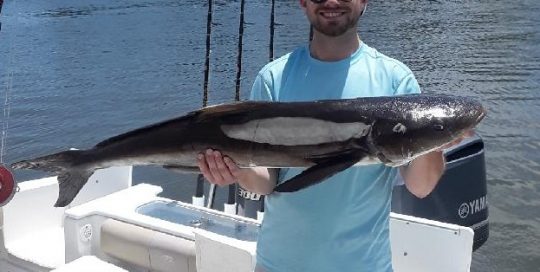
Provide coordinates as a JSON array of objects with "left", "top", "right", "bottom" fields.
[{"left": 136, "top": 200, "right": 260, "bottom": 242}]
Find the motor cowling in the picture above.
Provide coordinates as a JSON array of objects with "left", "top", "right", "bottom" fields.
[{"left": 391, "top": 135, "right": 489, "bottom": 251}]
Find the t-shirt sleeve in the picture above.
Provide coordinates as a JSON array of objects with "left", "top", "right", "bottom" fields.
[
  {"left": 393, "top": 65, "right": 421, "bottom": 95},
  {"left": 249, "top": 73, "right": 275, "bottom": 102}
]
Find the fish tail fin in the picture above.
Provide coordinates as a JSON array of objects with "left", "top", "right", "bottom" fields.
[
  {"left": 55, "top": 169, "right": 94, "bottom": 207},
  {"left": 11, "top": 150, "right": 95, "bottom": 207}
]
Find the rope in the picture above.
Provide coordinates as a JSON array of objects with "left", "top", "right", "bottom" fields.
[
  {"left": 1, "top": 65, "right": 13, "bottom": 164},
  {"left": 0, "top": 2, "right": 13, "bottom": 164}
]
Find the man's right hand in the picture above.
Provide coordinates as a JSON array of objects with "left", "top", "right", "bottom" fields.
[
  {"left": 197, "top": 149, "right": 241, "bottom": 186},
  {"left": 196, "top": 149, "right": 277, "bottom": 195}
]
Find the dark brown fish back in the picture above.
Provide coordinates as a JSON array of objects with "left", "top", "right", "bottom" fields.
[
  {"left": 195, "top": 101, "right": 267, "bottom": 122},
  {"left": 94, "top": 111, "right": 199, "bottom": 148}
]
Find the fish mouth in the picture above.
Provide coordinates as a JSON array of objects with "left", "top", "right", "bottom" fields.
[
  {"left": 475, "top": 108, "right": 487, "bottom": 124},
  {"left": 11, "top": 160, "right": 34, "bottom": 170}
]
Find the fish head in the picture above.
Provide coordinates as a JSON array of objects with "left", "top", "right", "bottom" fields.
[{"left": 369, "top": 95, "right": 486, "bottom": 165}]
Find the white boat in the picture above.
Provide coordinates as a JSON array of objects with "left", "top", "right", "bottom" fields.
[{"left": 0, "top": 137, "right": 488, "bottom": 272}]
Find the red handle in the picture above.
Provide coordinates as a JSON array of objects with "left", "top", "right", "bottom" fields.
[{"left": 0, "top": 165, "right": 16, "bottom": 206}]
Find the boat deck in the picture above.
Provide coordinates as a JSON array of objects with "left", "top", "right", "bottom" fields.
[{"left": 1, "top": 167, "right": 474, "bottom": 272}]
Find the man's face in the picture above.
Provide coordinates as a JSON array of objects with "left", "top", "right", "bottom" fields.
[{"left": 300, "top": 0, "right": 367, "bottom": 37}]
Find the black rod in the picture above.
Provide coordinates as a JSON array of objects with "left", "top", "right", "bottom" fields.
[
  {"left": 0, "top": 0, "right": 4, "bottom": 32},
  {"left": 202, "top": 0, "right": 213, "bottom": 108},
  {"left": 269, "top": 0, "right": 275, "bottom": 61},
  {"left": 234, "top": 0, "right": 245, "bottom": 102},
  {"left": 195, "top": 174, "right": 205, "bottom": 198},
  {"left": 198, "top": 0, "right": 214, "bottom": 202},
  {"left": 227, "top": 183, "right": 236, "bottom": 205},
  {"left": 257, "top": 0, "right": 275, "bottom": 216},
  {"left": 259, "top": 196, "right": 265, "bottom": 212},
  {"left": 228, "top": 0, "right": 246, "bottom": 206}
]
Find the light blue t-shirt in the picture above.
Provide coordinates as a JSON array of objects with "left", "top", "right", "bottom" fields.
[{"left": 250, "top": 43, "right": 420, "bottom": 272}]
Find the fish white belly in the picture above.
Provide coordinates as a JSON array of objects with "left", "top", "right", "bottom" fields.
[{"left": 221, "top": 117, "right": 370, "bottom": 146}]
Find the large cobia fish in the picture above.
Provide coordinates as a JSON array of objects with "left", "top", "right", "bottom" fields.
[{"left": 11, "top": 94, "right": 485, "bottom": 207}]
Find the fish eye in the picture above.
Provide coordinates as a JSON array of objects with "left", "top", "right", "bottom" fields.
[
  {"left": 392, "top": 123, "right": 407, "bottom": 134},
  {"left": 433, "top": 124, "right": 445, "bottom": 131}
]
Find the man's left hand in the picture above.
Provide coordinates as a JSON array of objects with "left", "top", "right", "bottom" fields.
[{"left": 438, "top": 129, "right": 475, "bottom": 151}]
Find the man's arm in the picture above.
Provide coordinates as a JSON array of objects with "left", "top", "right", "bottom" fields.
[
  {"left": 197, "top": 149, "right": 277, "bottom": 195},
  {"left": 399, "top": 151, "right": 445, "bottom": 198},
  {"left": 399, "top": 131, "right": 474, "bottom": 198}
]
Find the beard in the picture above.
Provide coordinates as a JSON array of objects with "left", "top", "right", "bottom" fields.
[{"left": 310, "top": 13, "right": 360, "bottom": 37}]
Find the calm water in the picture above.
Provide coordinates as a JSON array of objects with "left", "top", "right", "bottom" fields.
[{"left": 1, "top": 0, "right": 539, "bottom": 271}]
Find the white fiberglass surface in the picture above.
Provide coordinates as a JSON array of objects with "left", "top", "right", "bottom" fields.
[{"left": 136, "top": 200, "right": 259, "bottom": 242}]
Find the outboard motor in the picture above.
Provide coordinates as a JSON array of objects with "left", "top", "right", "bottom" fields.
[{"left": 391, "top": 134, "right": 489, "bottom": 251}]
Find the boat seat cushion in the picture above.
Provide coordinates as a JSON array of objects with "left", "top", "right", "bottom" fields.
[{"left": 100, "top": 219, "right": 196, "bottom": 272}]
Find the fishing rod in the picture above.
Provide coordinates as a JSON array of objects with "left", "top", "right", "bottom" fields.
[
  {"left": 222, "top": 0, "right": 247, "bottom": 216},
  {"left": 235, "top": 0, "right": 275, "bottom": 220},
  {"left": 204, "top": 0, "right": 274, "bottom": 218},
  {"left": 269, "top": 0, "right": 275, "bottom": 62},
  {"left": 199, "top": 0, "right": 239, "bottom": 213},
  {"left": 259, "top": 0, "right": 277, "bottom": 220},
  {"left": 194, "top": 0, "right": 214, "bottom": 208},
  {"left": 199, "top": 0, "right": 240, "bottom": 213},
  {"left": 255, "top": 0, "right": 277, "bottom": 221}
]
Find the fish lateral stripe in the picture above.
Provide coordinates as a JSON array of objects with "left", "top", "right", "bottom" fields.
[{"left": 221, "top": 117, "right": 371, "bottom": 146}]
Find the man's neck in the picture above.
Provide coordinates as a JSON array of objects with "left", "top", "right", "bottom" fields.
[{"left": 309, "top": 29, "right": 361, "bottom": 62}]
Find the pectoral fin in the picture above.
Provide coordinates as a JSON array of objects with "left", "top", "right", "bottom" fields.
[{"left": 273, "top": 151, "right": 365, "bottom": 193}]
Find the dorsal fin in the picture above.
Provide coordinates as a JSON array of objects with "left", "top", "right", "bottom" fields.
[{"left": 95, "top": 111, "right": 199, "bottom": 148}]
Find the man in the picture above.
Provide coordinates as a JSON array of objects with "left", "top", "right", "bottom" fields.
[{"left": 198, "top": 0, "right": 455, "bottom": 271}]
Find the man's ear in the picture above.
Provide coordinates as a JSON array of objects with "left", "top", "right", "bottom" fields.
[{"left": 299, "top": 0, "right": 307, "bottom": 9}]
